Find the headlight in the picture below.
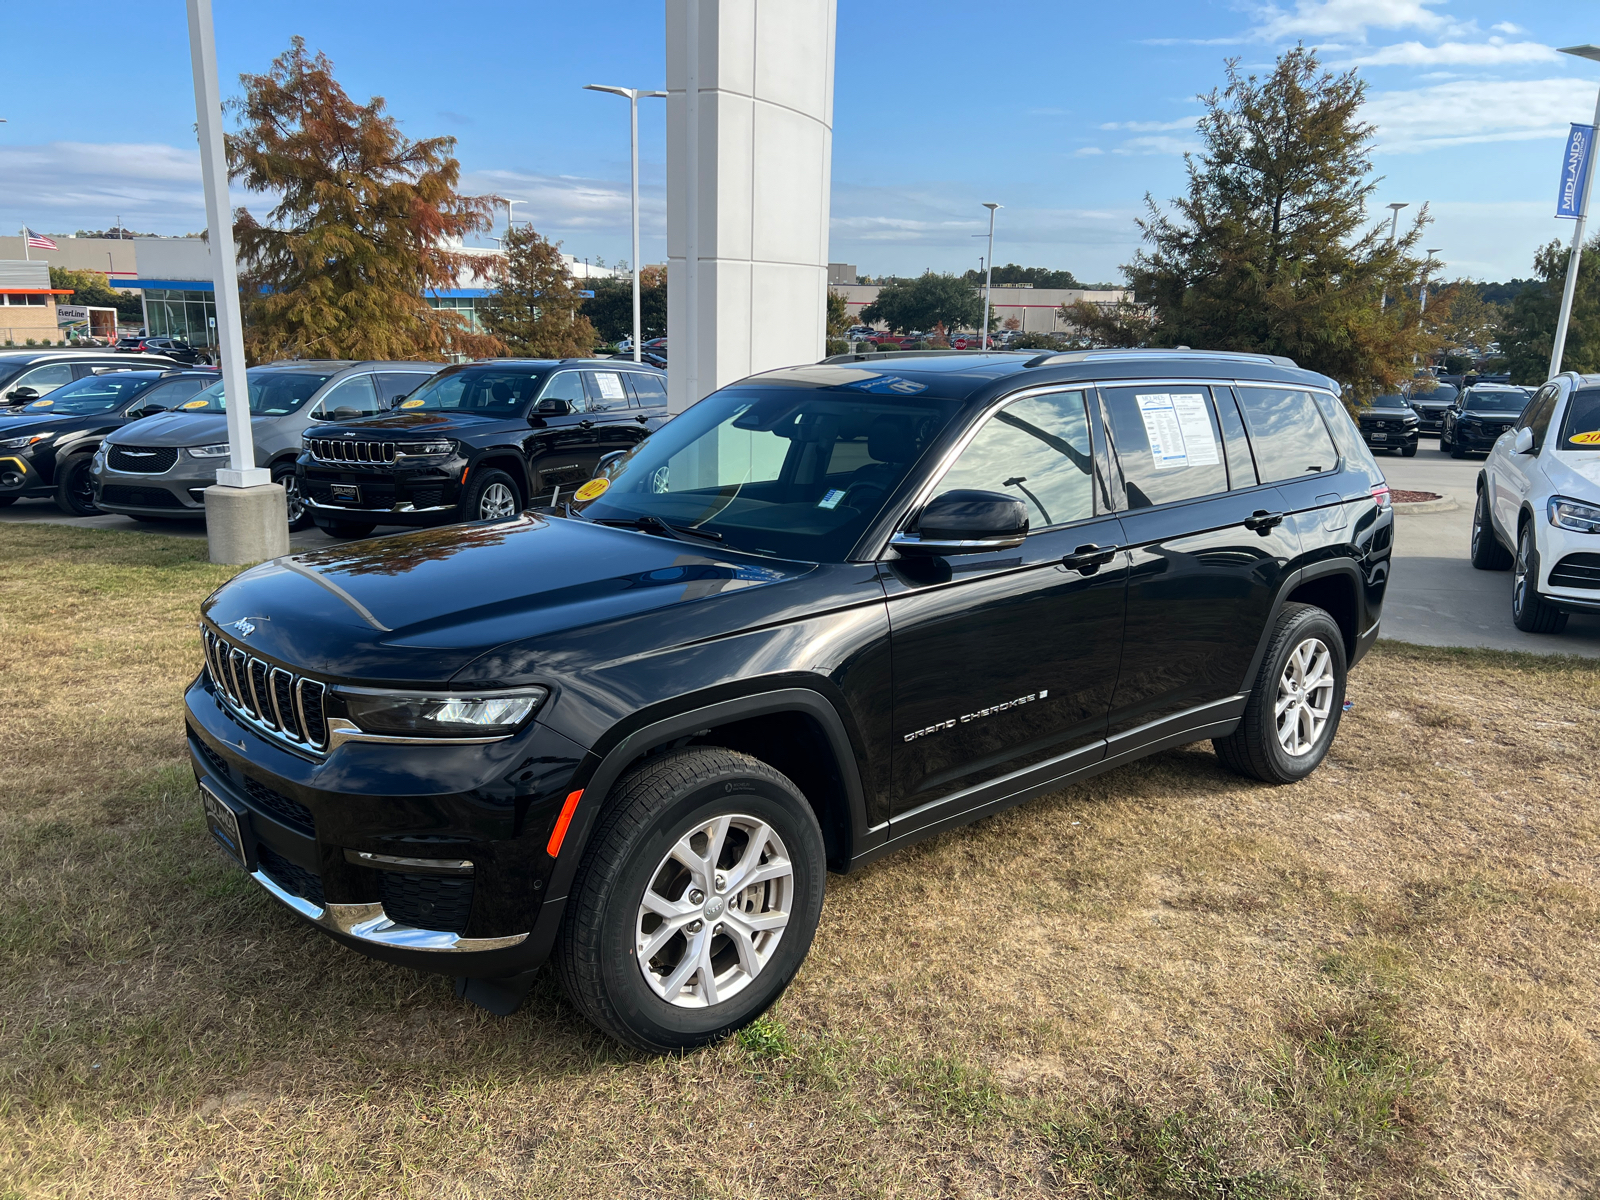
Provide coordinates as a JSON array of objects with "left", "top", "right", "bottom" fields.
[
  {"left": 335, "top": 686, "right": 548, "bottom": 738},
  {"left": 92, "top": 445, "right": 107, "bottom": 469},
  {"left": 1549, "top": 496, "right": 1600, "bottom": 534},
  {"left": 0, "top": 432, "right": 50, "bottom": 450},
  {"left": 395, "top": 440, "right": 455, "bottom": 458},
  {"left": 187, "top": 443, "right": 231, "bottom": 458}
]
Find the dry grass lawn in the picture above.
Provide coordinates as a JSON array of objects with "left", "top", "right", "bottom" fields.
[{"left": 1, "top": 522, "right": 1598, "bottom": 1198}]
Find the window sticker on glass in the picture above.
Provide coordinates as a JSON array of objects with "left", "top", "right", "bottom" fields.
[
  {"left": 817, "top": 488, "right": 846, "bottom": 510},
  {"left": 1135, "top": 392, "right": 1219, "bottom": 470},
  {"left": 594, "top": 372, "right": 627, "bottom": 400}
]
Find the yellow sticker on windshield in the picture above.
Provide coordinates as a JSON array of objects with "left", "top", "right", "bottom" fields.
[
  {"left": 32, "top": 399, "right": 52, "bottom": 407},
  {"left": 1569, "top": 430, "right": 1600, "bottom": 445},
  {"left": 574, "top": 477, "right": 610, "bottom": 502},
  {"left": 400, "top": 398, "right": 424, "bottom": 408},
  {"left": 182, "top": 398, "right": 210, "bottom": 410}
]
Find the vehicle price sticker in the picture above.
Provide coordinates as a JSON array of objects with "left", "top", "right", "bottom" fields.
[
  {"left": 1136, "top": 392, "right": 1219, "bottom": 470},
  {"left": 1569, "top": 430, "right": 1600, "bottom": 445},
  {"left": 595, "top": 373, "right": 627, "bottom": 400}
]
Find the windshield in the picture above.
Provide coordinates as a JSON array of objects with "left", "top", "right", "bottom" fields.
[
  {"left": 183, "top": 370, "right": 334, "bottom": 415},
  {"left": 12, "top": 373, "right": 160, "bottom": 415},
  {"left": 570, "top": 383, "right": 961, "bottom": 561},
  {"left": 1560, "top": 387, "right": 1600, "bottom": 450},
  {"left": 1412, "top": 383, "right": 1457, "bottom": 403},
  {"left": 1463, "top": 391, "right": 1527, "bottom": 412},
  {"left": 1368, "top": 394, "right": 1408, "bottom": 409},
  {"left": 398, "top": 365, "right": 547, "bottom": 415}
]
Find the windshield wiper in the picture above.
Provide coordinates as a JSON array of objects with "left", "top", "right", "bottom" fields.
[{"left": 591, "top": 515, "right": 723, "bottom": 544}]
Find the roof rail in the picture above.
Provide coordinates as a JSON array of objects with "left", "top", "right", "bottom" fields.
[
  {"left": 1023, "top": 348, "right": 1299, "bottom": 369},
  {"left": 816, "top": 348, "right": 1021, "bottom": 366}
]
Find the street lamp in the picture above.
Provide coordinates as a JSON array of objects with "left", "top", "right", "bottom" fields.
[
  {"left": 1551, "top": 45, "right": 1600, "bottom": 377},
  {"left": 585, "top": 84, "right": 667, "bottom": 363},
  {"left": 1419, "top": 248, "right": 1442, "bottom": 314},
  {"left": 1380, "top": 202, "right": 1407, "bottom": 310},
  {"left": 980, "top": 202, "right": 1000, "bottom": 349}
]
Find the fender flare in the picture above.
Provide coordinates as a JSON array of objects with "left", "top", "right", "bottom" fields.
[
  {"left": 1238, "top": 558, "right": 1368, "bottom": 688},
  {"left": 544, "top": 686, "right": 872, "bottom": 906}
]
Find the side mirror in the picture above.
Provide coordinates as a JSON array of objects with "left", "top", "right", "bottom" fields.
[
  {"left": 596, "top": 449, "right": 627, "bottom": 475},
  {"left": 890, "top": 489, "right": 1029, "bottom": 555},
  {"left": 5, "top": 386, "right": 39, "bottom": 404},
  {"left": 537, "top": 398, "right": 573, "bottom": 417},
  {"left": 133, "top": 404, "right": 168, "bottom": 418},
  {"left": 1513, "top": 427, "right": 1535, "bottom": 455}
]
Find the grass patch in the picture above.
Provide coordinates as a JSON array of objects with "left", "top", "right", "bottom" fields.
[{"left": 2, "top": 523, "right": 1599, "bottom": 1195}]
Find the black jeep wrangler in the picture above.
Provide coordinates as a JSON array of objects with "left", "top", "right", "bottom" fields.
[{"left": 188, "top": 349, "right": 1392, "bottom": 1051}]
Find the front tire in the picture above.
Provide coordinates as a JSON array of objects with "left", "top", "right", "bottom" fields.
[
  {"left": 272, "top": 463, "right": 313, "bottom": 531},
  {"left": 462, "top": 468, "right": 522, "bottom": 523},
  {"left": 1214, "top": 603, "right": 1347, "bottom": 785},
  {"left": 53, "top": 454, "right": 101, "bottom": 515},
  {"left": 557, "top": 748, "right": 827, "bottom": 1053},
  {"left": 1512, "top": 523, "right": 1568, "bottom": 634},
  {"left": 1470, "top": 488, "right": 1513, "bottom": 571},
  {"left": 1401, "top": 441, "right": 1418, "bottom": 458}
]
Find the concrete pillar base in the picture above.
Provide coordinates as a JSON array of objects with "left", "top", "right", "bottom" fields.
[{"left": 204, "top": 483, "right": 290, "bottom": 565}]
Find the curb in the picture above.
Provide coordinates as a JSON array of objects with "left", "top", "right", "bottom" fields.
[{"left": 1393, "top": 494, "right": 1459, "bottom": 514}]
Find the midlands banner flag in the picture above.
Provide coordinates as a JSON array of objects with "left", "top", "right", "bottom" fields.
[
  {"left": 24, "top": 227, "right": 58, "bottom": 250},
  {"left": 1557, "top": 124, "right": 1596, "bottom": 219}
]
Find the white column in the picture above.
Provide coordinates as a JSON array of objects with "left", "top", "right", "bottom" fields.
[{"left": 665, "top": 0, "right": 837, "bottom": 415}]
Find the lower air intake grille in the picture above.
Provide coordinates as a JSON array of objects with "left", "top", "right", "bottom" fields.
[
  {"left": 101, "top": 484, "right": 181, "bottom": 508},
  {"left": 1550, "top": 552, "right": 1600, "bottom": 590},
  {"left": 378, "top": 872, "right": 474, "bottom": 934},
  {"left": 190, "top": 729, "right": 231, "bottom": 780},
  {"left": 258, "top": 844, "right": 324, "bottom": 907},
  {"left": 242, "top": 775, "right": 315, "bottom": 835}
]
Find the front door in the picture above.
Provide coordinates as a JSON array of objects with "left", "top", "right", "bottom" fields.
[{"left": 884, "top": 388, "right": 1128, "bottom": 822}]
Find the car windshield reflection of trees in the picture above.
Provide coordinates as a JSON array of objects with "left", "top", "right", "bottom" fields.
[
  {"left": 185, "top": 373, "right": 335, "bottom": 415},
  {"left": 573, "top": 388, "right": 961, "bottom": 562},
  {"left": 294, "top": 519, "right": 526, "bottom": 576}
]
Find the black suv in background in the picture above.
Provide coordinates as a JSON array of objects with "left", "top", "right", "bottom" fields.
[
  {"left": 1355, "top": 393, "right": 1419, "bottom": 456},
  {"left": 1441, "top": 383, "right": 1533, "bottom": 458},
  {"left": 0, "top": 368, "right": 217, "bottom": 513},
  {"left": 115, "top": 335, "right": 212, "bottom": 365},
  {"left": 190, "top": 349, "right": 1391, "bottom": 1051},
  {"left": 1407, "top": 381, "right": 1458, "bottom": 434},
  {"left": 296, "top": 358, "right": 669, "bottom": 537}
]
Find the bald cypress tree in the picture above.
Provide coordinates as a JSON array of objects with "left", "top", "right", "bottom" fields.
[{"left": 479, "top": 227, "right": 597, "bottom": 358}]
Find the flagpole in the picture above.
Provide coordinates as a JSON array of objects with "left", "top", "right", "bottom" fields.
[
  {"left": 1552, "top": 49, "right": 1600, "bottom": 379},
  {"left": 21, "top": 229, "right": 28, "bottom": 262}
]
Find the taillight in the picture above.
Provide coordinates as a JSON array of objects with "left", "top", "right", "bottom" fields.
[{"left": 1371, "top": 484, "right": 1391, "bottom": 510}]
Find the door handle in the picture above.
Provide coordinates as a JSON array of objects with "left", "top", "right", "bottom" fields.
[
  {"left": 635, "top": 415, "right": 650, "bottom": 424},
  {"left": 1061, "top": 543, "right": 1118, "bottom": 574},
  {"left": 1244, "top": 509, "right": 1285, "bottom": 533},
  {"left": 580, "top": 419, "right": 595, "bottom": 429}
]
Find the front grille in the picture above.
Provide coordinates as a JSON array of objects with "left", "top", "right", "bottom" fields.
[
  {"left": 378, "top": 871, "right": 474, "bottom": 934},
  {"left": 191, "top": 728, "right": 232, "bottom": 780},
  {"left": 1550, "top": 552, "right": 1600, "bottom": 591},
  {"left": 101, "top": 484, "right": 181, "bottom": 508},
  {"left": 243, "top": 775, "right": 315, "bottom": 834},
  {"left": 308, "top": 438, "right": 397, "bottom": 465},
  {"left": 1363, "top": 419, "right": 1405, "bottom": 433},
  {"left": 202, "top": 628, "right": 330, "bottom": 752},
  {"left": 108, "top": 445, "right": 179, "bottom": 473},
  {"left": 258, "top": 843, "right": 324, "bottom": 907}
]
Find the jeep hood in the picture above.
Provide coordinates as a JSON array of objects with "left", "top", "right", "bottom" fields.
[{"left": 202, "top": 514, "right": 811, "bottom": 683}]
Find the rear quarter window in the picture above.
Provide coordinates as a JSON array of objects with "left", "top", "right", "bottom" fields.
[{"left": 1234, "top": 386, "right": 1339, "bottom": 481}]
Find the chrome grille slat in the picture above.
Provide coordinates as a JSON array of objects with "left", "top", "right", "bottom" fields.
[
  {"left": 203, "top": 627, "right": 329, "bottom": 754},
  {"left": 271, "top": 668, "right": 302, "bottom": 740},
  {"left": 307, "top": 439, "right": 398, "bottom": 466},
  {"left": 248, "top": 658, "right": 277, "bottom": 730},
  {"left": 228, "top": 649, "right": 251, "bottom": 714}
]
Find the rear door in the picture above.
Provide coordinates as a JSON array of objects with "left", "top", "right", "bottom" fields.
[{"left": 1103, "top": 382, "right": 1299, "bottom": 737}]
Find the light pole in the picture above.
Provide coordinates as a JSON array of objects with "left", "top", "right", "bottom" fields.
[
  {"left": 1419, "top": 248, "right": 1442, "bottom": 314},
  {"left": 503, "top": 198, "right": 522, "bottom": 234},
  {"left": 1381, "top": 201, "right": 1407, "bottom": 310},
  {"left": 585, "top": 84, "right": 667, "bottom": 363},
  {"left": 1551, "top": 45, "right": 1600, "bottom": 378},
  {"left": 980, "top": 202, "right": 1000, "bottom": 349}
]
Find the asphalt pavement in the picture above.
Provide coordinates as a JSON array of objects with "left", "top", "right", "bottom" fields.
[{"left": 3, "top": 437, "right": 1597, "bottom": 657}]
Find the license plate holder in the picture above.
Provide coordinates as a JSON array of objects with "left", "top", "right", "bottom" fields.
[
  {"left": 201, "top": 780, "right": 253, "bottom": 869},
  {"left": 1369, "top": 432, "right": 1388, "bottom": 442},
  {"left": 330, "top": 483, "right": 362, "bottom": 504}
]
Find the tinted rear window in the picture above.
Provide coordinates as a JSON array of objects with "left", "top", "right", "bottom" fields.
[
  {"left": 1235, "top": 386, "right": 1339, "bottom": 481},
  {"left": 1102, "top": 386, "right": 1229, "bottom": 509}
]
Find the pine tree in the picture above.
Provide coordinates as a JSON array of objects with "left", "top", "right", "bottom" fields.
[
  {"left": 228, "top": 38, "right": 504, "bottom": 362},
  {"left": 478, "top": 226, "right": 597, "bottom": 357},
  {"left": 1094, "top": 46, "right": 1437, "bottom": 400}
]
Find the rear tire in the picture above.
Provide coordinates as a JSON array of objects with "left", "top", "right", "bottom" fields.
[
  {"left": 1214, "top": 603, "right": 1347, "bottom": 785},
  {"left": 1512, "top": 523, "right": 1568, "bottom": 634},
  {"left": 1470, "top": 488, "right": 1513, "bottom": 571},
  {"left": 557, "top": 747, "right": 827, "bottom": 1053},
  {"left": 54, "top": 454, "right": 101, "bottom": 516}
]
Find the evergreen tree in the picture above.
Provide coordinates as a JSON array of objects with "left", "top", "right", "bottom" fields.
[
  {"left": 860, "top": 272, "right": 988, "bottom": 333},
  {"left": 478, "top": 226, "right": 597, "bottom": 357},
  {"left": 1092, "top": 46, "right": 1436, "bottom": 400},
  {"left": 582, "top": 266, "right": 667, "bottom": 344},
  {"left": 1500, "top": 235, "right": 1600, "bottom": 384},
  {"left": 48, "top": 267, "right": 142, "bottom": 320},
  {"left": 827, "top": 288, "right": 851, "bottom": 335},
  {"left": 228, "top": 38, "right": 503, "bottom": 362}
]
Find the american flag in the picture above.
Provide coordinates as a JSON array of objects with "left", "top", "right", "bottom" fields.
[{"left": 24, "top": 228, "right": 57, "bottom": 251}]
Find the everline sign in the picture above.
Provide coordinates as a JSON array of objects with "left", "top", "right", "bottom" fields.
[{"left": 1557, "top": 123, "right": 1595, "bottom": 219}]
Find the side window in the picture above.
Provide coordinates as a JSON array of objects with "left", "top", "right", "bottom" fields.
[
  {"left": 1214, "top": 388, "right": 1259, "bottom": 489},
  {"left": 1234, "top": 386, "right": 1339, "bottom": 481},
  {"left": 1523, "top": 386, "right": 1559, "bottom": 450},
  {"left": 1101, "top": 386, "right": 1229, "bottom": 509},
  {"left": 937, "top": 390, "right": 1095, "bottom": 529},
  {"left": 1308, "top": 390, "right": 1367, "bottom": 466},
  {"left": 13, "top": 362, "right": 76, "bottom": 395},
  {"left": 584, "top": 370, "right": 629, "bottom": 412},
  {"left": 377, "top": 371, "right": 430, "bottom": 405},
  {"left": 629, "top": 372, "right": 668, "bottom": 408},
  {"left": 315, "top": 374, "right": 382, "bottom": 420},
  {"left": 540, "top": 370, "right": 586, "bottom": 409},
  {"left": 140, "top": 376, "right": 209, "bottom": 409}
]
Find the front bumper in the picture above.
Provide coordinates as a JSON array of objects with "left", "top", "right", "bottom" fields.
[
  {"left": 1360, "top": 426, "right": 1418, "bottom": 452},
  {"left": 0, "top": 452, "right": 48, "bottom": 497},
  {"left": 1538, "top": 522, "right": 1600, "bottom": 613},
  {"left": 185, "top": 668, "right": 589, "bottom": 977},
  {"left": 300, "top": 456, "right": 466, "bottom": 527},
  {"left": 93, "top": 459, "right": 215, "bottom": 516},
  {"left": 1450, "top": 424, "right": 1513, "bottom": 453}
]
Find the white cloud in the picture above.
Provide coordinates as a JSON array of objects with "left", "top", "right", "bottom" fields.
[
  {"left": 1491, "top": 21, "right": 1524, "bottom": 35},
  {"left": 1342, "top": 37, "right": 1559, "bottom": 66},
  {"left": 1365, "top": 77, "right": 1595, "bottom": 151},
  {"left": 1249, "top": 0, "right": 1466, "bottom": 42},
  {"left": 1098, "top": 117, "right": 1201, "bottom": 132},
  {"left": 458, "top": 168, "right": 662, "bottom": 239},
  {"left": 1075, "top": 147, "right": 1106, "bottom": 156},
  {"left": 0, "top": 141, "right": 216, "bottom": 233},
  {"left": 1112, "top": 135, "right": 1202, "bottom": 156}
]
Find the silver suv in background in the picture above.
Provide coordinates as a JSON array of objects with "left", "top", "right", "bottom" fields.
[{"left": 92, "top": 360, "right": 445, "bottom": 529}]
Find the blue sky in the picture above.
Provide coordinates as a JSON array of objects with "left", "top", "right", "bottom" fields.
[{"left": 2, "top": 0, "right": 1593, "bottom": 284}]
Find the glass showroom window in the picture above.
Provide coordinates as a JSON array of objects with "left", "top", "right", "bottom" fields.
[{"left": 143, "top": 289, "right": 218, "bottom": 347}]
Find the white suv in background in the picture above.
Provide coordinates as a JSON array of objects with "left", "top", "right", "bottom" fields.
[{"left": 1473, "top": 372, "right": 1600, "bottom": 634}]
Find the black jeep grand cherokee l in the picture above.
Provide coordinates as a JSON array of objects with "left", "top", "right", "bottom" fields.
[
  {"left": 188, "top": 349, "right": 1392, "bottom": 1051},
  {"left": 297, "top": 358, "right": 668, "bottom": 538}
]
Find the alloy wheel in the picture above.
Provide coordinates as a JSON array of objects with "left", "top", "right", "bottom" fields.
[
  {"left": 1513, "top": 528, "right": 1530, "bottom": 618},
  {"left": 1274, "top": 636, "right": 1335, "bottom": 757},
  {"left": 281, "top": 475, "right": 304, "bottom": 524},
  {"left": 478, "top": 481, "right": 518, "bottom": 520},
  {"left": 634, "top": 813, "right": 794, "bottom": 1008}
]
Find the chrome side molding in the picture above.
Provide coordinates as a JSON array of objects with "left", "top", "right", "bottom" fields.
[{"left": 250, "top": 868, "right": 527, "bottom": 953}]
